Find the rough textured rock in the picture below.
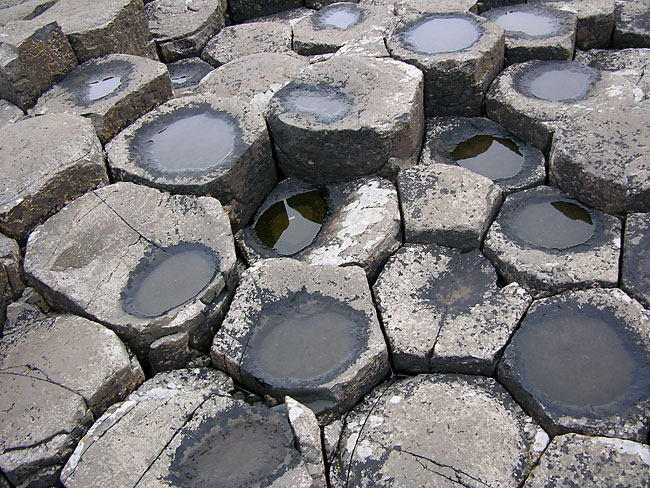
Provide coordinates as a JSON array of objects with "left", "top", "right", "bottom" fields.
[
  {"left": 107, "top": 94, "right": 277, "bottom": 230},
  {"left": 0, "top": 0, "right": 58, "bottom": 24},
  {"left": 167, "top": 56, "right": 213, "bottom": 96},
  {"left": 0, "top": 114, "right": 108, "bottom": 243},
  {"left": 32, "top": 53, "right": 173, "bottom": 144},
  {"left": 373, "top": 245, "right": 532, "bottom": 374},
  {"left": 267, "top": 55, "right": 424, "bottom": 183},
  {"left": 211, "top": 259, "right": 390, "bottom": 416},
  {"left": 390, "top": 0, "right": 479, "bottom": 15},
  {"left": 228, "top": 0, "right": 303, "bottom": 23},
  {"left": 613, "top": 0, "right": 650, "bottom": 48},
  {"left": 622, "top": 213, "right": 650, "bottom": 310},
  {"left": 476, "top": 0, "right": 524, "bottom": 14},
  {"left": 285, "top": 397, "right": 327, "bottom": 487},
  {"left": 330, "top": 374, "right": 548, "bottom": 488},
  {"left": 576, "top": 46, "right": 650, "bottom": 94},
  {"left": 397, "top": 164, "right": 503, "bottom": 250},
  {"left": 147, "top": 331, "right": 190, "bottom": 372},
  {"left": 0, "top": 234, "right": 24, "bottom": 331},
  {"left": 0, "top": 100, "right": 23, "bottom": 129}
]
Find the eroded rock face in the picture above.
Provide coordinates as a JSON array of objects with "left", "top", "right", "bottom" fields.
[
  {"left": 0, "top": 234, "right": 24, "bottom": 332},
  {"left": 622, "top": 213, "right": 650, "bottom": 310}
]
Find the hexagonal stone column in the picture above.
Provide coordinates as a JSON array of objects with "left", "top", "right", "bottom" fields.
[
  {"left": 386, "top": 11, "right": 504, "bottom": 116},
  {"left": 267, "top": 56, "right": 424, "bottom": 183},
  {"left": 0, "top": 312, "right": 144, "bottom": 488},
  {"left": 228, "top": 0, "right": 303, "bottom": 23},
  {"left": 0, "top": 114, "right": 108, "bottom": 243},
  {"left": 32, "top": 53, "right": 173, "bottom": 144},
  {"left": 330, "top": 374, "right": 548, "bottom": 487},
  {"left": 422, "top": 116, "right": 545, "bottom": 194},
  {"left": 236, "top": 177, "right": 401, "bottom": 280},
  {"left": 211, "top": 259, "right": 390, "bottom": 416},
  {"left": 23, "top": 182, "right": 238, "bottom": 366},
  {"left": 613, "top": 0, "right": 650, "bottom": 48},
  {"left": 0, "top": 234, "right": 24, "bottom": 330},
  {"left": 622, "top": 213, "right": 650, "bottom": 310},
  {"left": 484, "top": 186, "right": 620, "bottom": 296},
  {"left": 107, "top": 95, "right": 277, "bottom": 230},
  {"left": 167, "top": 57, "right": 213, "bottom": 96}
]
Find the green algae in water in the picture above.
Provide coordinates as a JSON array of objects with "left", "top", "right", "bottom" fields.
[
  {"left": 451, "top": 134, "right": 524, "bottom": 180},
  {"left": 254, "top": 190, "right": 327, "bottom": 255}
]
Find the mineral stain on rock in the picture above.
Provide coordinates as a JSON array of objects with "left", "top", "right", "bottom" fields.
[
  {"left": 519, "top": 62, "right": 599, "bottom": 102},
  {"left": 86, "top": 75, "right": 122, "bottom": 101},
  {"left": 451, "top": 134, "right": 525, "bottom": 180},
  {"left": 285, "top": 87, "right": 351, "bottom": 123},
  {"left": 317, "top": 4, "right": 362, "bottom": 30},
  {"left": 402, "top": 16, "right": 481, "bottom": 54},
  {"left": 493, "top": 10, "right": 560, "bottom": 37}
]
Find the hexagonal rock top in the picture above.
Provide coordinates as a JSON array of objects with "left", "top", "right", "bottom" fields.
[
  {"left": 523, "top": 434, "right": 650, "bottom": 488},
  {"left": 235, "top": 177, "right": 401, "bottom": 280},
  {"left": 211, "top": 259, "right": 389, "bottom": 416},
  {"left": 0, "top": 114, "right": 108, "bottom": 243},
  {"left": 373, "top": 244, "right": 532, "bottom": 374},
  {"left": 330, "top": 374, "right": 548, "bottom": 488},
  {"left": 32, "top": 53, "right": 173, "bottom": 144},
  {"left": 386, "top": 11, "right": 504, "bottom": 116},
  {"left": 0, "top": 234, "right": 24, "bottom": 329},
  {"left": 498, "top": 288, "right": 650, "bottom": 441},
  {"left": 23, "top": 182, "right": 237, "bottom": 367},
  {"left": 484, "top": 186, "right": 620, "bottom": 296},
  {"left": 267, "top": 55, "right": 424, "bottom": 184},
  {"left": 0, "top": 313, "right": 144, "bottom": 488},
  {"left": 613, "top": 0, "right": 650, "bottom": 48},
  {"left": 106, "top": 94, "right": 277, "bottom": 231},
  {"left": 622, "top": 213, "right": 650, "bottom": 310}
]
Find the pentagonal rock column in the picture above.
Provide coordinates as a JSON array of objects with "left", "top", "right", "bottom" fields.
[
  {"left": 228, "top": 0, "right": 303, "bottom": 23},
  {"left": 32, "top": 53, "right": 173, "bottom": 144},
  {"left": 498, "top": 288, "right": 650, "bottom": 441},
  {"left": 23, "top": 182, "right": 238, "bottom": 368},
  {"left": 613, "top": 0, "right": 650, "bottom": 48},
  {"left": 167, "top": 57, "right": 213, "bottom": 96},
  {"left": 386, "top": 11, "right": 504, "bottom": 116},
  {"left": 236, "top": 177, "right": 401, "bottom": 280},
  {"left": 330, "top": 374, "right": 548, "bottom": 487},
  {"left": 211, "top": 259, "right": 390, "bottom": 416},
  {"left": 0, "top": 114, "right": 108, "bottom": 243},
  {"left": 622, "top": 213, "right": 650, "bottom": 310},
  {"left": 267, "top": 56, "right": 424, "bottom": 183},
  {"left": 0, "top": 100, "right": 23, "bottom": 129},
  {"left": 0, "top": 234, "right": 24, "bottom": 330},
  {"left": 422, "top": 116, "right": 545, "bottom": 194},
  {"left": 107, "top": 95, "right": 277, "bottom": 230},
  {"left": 484, "top": 186, "right": 620, "bottom": 296}
]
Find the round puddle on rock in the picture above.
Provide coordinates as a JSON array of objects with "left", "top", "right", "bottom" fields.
[
  {"left": 122, "top": 243, "right": 218, "bottom": 318},
  {"left": 253, "top": 189, "right": 327, "bottom": 256},
  {"left": 284, "top": 87, "right": 351, "bottom": 123},
  {"left": 317, "top": 4, "right": 362, "bottom": 30},
  {"left": 520, "top": 63, "right": 598, "bottom": 102},
  {"left": 451, "top": 134, "right": 525, "bottom": 180},
  {"left": 87, "top": 75, "right": 122, "bottom": 101},
  {"left": 494, "top": 10, "right": 559, "bottom": 36},
  {"left": 403, "top": 16, "right": 481, "bottom": 54}
]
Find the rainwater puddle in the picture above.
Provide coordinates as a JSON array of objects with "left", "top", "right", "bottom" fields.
[
  {"left": 285, "top": 87, "right": 351, "bottom": 122},
  {"left": 524, "top": 65, "right": 597, "bottom": 101},
  {"left": 451, "top": 134, "right": 524, "bottom": 180},
  {"left": 318, "top": 5, "right": 362, "bottom": 30},
  {"left": 493, "top": 10, "right": 559, "bottom": 36},
  {"left": 87, "top": 75, "right": 121, "bottom": 101},
  {"left": 168, "top": 61, "right": 213, "bottom": 90},
  {"left": 403, "top": 16, "right": 481, "bottom": 54}
]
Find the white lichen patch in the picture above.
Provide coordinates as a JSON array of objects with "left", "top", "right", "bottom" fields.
[{"left": 598, "top": 437, "right": 650, "bottom": 465}]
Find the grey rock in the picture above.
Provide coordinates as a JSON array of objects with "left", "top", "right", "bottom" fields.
[
  {"left": 334, "top": 34, "right": 390, "bottom": 58},
  {"left": 0, "top": 99, "right": 23, "bottom": 129},
  {"left": 476, "top": 0, "right": 525, "bottom": 14},
  {"left": 330, "top": 374, "right": 548, "bottom": 488},
  {"left": 211, "top": 259, "right": 390, "bottom": 416},
  {"left": 0, "top": 114, "right": 108, "bottom": 243},
  {"left": 0, "top": 234, "right": 24, "bottom": 331},
  {"left": 576, "top": 47, "right": 650, "bottom": 94},
  {"left": 185, "top": 353, "right": 211, "bottom": 369},
  {"left": 523, "top": 434, "right": 650, "bottom": 488},
  {"left": 32, "top": 53, "right": 173, "bottom": 144},
  {"left": 23, "top": 182, "right": 238, "bottom": 365},
  {"left": 228, "top": 0, "right": 303, "bottom": 24},
  {"left": 3, "top": 287, "right": 49, "bottom": 338},
  {"left": 391, "top": 0, "right": 479, "bottom": 15},
  {"left": 267, "top": 55, "right": 424, "bottom": 183},
  {"left": 307, "top": 0, "right": 355, "bottom": 8},
  {"left": 107, "top": 94, "right": 277, "bottom": 231},
  {"left": 167, "top": 57, "right": 213, "bottom": 96},
  {"left": 246, "top": 7, "right": 313, "bottom": 26},
  {"left": 0, "top": 471, "right": 8, "bottom": 488},
  {"left": 613, "top": 0, "right": 650, "bottom": 48},
  {"left": 323, "top": 419, "right": 343, "bottom": 462},
  {"left": 285, "top": 396, "right": 327, "bottom": 488},
  {"left": 145, "top": 0, "right": 228, "bottom": 62},
  {"left": 148, "top": 331, "right": 190, "bottom": 372},
  {"left": 397, "top": 164, "right": 503, "bottom": 250},
  {"left": 0, "top": 0, "right": 57, "bottom": 24},
  {"left": 622, "top": 213, "right": 650, "bottom": 310}
]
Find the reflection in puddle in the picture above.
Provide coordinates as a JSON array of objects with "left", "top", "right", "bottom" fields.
[
  {"left": 494, "top": 10, "right": 559, "bottom": 36},
  {"left": 87, "top": 75, "right": 121, "bottom": 101},
  {"left": 286, "top": 88, "right": 351, "bottom": 122},
  {"left": 319, "top": 5, "right": 362, "bottom": 29},
  {"left": 526, "top": 68, "right": 594, "bottom": 101},
  {"left": 403, "top": 16, "right": 481, "bottom": 54},
  {"left": 451, "top": 134, "right": 524, "bottom": 180}
]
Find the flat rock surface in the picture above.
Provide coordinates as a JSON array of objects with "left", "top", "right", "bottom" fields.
[
  {"left": 622, "top": 212, "right": 650, "bottom": 310},
  {"left": 613, "top": 0, "right": 650, "bottom": 48}
]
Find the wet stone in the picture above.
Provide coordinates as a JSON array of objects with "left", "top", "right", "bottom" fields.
[
  {"left": 267, "top": 55, "right": 424, "bottom": 183},
  {"left": 622, "top": 213, "right": 650, "bottom": 310},
  {"left": 0, "top": 100, "right": 23, "bottom": 129},
  {"left": 211, "top": 259, "right": 389, "bottom": 416},
  {"left": 498, "top": 288, "right": 650, "bottom": 441},
  {"left": 397, "top": 164, "right": 503, "bottom": 250},
  {"left": 613, "top": 0, "right": 650, "bottom": 48},
  {"left": 107, "top": 95, "right": 277, "bottom": 230},
  {"left": 484, "top": 186, "right": 620, "bottom": 296},
  {"left": 0, "top": 114, "right": 108, "bottom": 243},
  {"left": 330, "top": 374, "right": 548, "bottom": 488},
  {"left": 32, "top": 53, "right": 173, "bottom": 144},
  {"left": 0, "top": 234, "right": 24, "bottom": 331},
  {"left": 167, "top": 57, "right": 213, "bottom": 96},
  {"left": 228, "top": 0, "right": 303, "bottom": 23}
]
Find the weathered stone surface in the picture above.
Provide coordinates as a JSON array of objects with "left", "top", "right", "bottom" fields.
[
  {"left": 498, "top": 288, "right": 650, "bottom": 441},
  {"left": 107, "top": 94, "right": 277, "bottom": 230},
  {"left": 24, "top": 182, "right": 238, "bottom": 364},
  {"left": 307, "top": 0, "right": 355, "bottom": 8},
  {"left": 484, "top": 186, "right": 620, "bottom": 297},
  {"left": 246, "top": 6, "right": 313, "bottom": 26},
  {"left": 0, "top": 0, "right": 57, "bottom": 25},
  {"left": 148, "top": 331, "right": 190, "bottom": 372},
  {"left": 390, "top": 0, "right": 479, "bottom": 15},
  {"left": 476, "top": 0, "right": 524, "bottom": 14},
  {"left": 211, "top": 259, "right": 389, "bottom": 416},
  {"left": 330, "top": 374, "right": 548, "bottom": 487},
  {"left": 613, "top": 0, "right": 650, "bottom": 48},
  {"left": 386, "top": 11, "right": 504, "bottom": 116},
  {"left": 201, "top": 21, "right": 292, "bottom": 68},
  {"left": 0, "top": 312, "right": 144, "bottom": 487},
  {"left": 576, "top": 46, "right": 650, "bottom": 94},
  {"left": 0, "top": 113, "right": 107, "bottom": 243},
  {"left": 32, "top": 53, "right": 173, "bottom": 144},
  {"left": 145, "top": 0, "right": 227, "bottom": 62},
  {"left": 0, "top": 234, "right": 24, "bottom": 331},
  {"left": 422, "top": 116, "right": 546, "bottom": 194},
  {"left": 267, "top": 55, "right": 424, "bottom": 183},
  {"left": 285, "top": 396, "right": 327, "bottom": 488},
  {"left": 236, "top": 177, "right": 401, "bottom": 280},
  {"left": 0, "top": 19, "right": 77, "bottom": 110},
  {"left": 166, "top": 56, "right": 213, "bottom": 96},
  {"left": 397, "top": 164, "right": 503, "bottom": 250},
  {"left": 622, "top": 213, "right": 650, "bottom": 310},
  {"left": 334, "top": 34, "right": 390, "bottom": 58},
  {"left": 0, "top": 99, "right": 23, "bottom": 128},
  {"left": 228, "top": 0, "right": 303, "bottom": 24},
  {"left": 523, "top": 434, "right": 650, "bottom": 488}
]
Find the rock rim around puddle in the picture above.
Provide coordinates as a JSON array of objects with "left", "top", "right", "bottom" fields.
[
  {"left": 211, "top": 259, "right": 390, "bottom": 417},
  {"left": 267, "top": 55, "right": 424, "bottom": 184},
  {"left": 235, "top": 177, "right": 401, "bottom": 281},
  {"left": 0, "top": 113, "right": 108, "bottom": 243},
  {"left": 421, "top": 116, "right": 546, "bottom": 194},
  {"left": 484, "top": 185, "right": 620, "bottom": 297},
  {"left": 497, "top": 287, "right": 650, "bottom": 441},
  {"left": 167, "top": 57, "right": 214, "bottom": 96},
  {"left": 31, "top": 53, "right": 173, "bottom": 144},
  {"left": 23, "top": 182, "right": 237, "bottom": 367},
  {"left": 373, "top": 244, "right": 532, "bottom": 374},
  {"left": 330, "top": 374, "right": 548, "bottom": 488},
  {"left": 622, "top": 213, "right": 650, "bottom": 310},
  {"left": 106, "top": 94, "right": 277, "bottom": 231}
]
